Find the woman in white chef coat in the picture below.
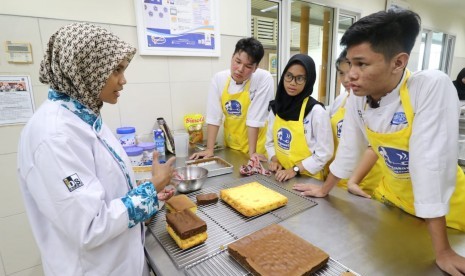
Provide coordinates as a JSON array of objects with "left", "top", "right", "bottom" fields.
[
  {"left": 266, "top": 54, "right": 333, "bottom": 182},
  {"left": 17, "top": 23, "right": 175, "bottom": 276},
  {"left": 293, "top": 10, "right": 465, "bottom": 275}
]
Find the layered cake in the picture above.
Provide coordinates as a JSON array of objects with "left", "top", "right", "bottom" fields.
[
  {"left": 196, "top": 193, "right": 219, "bottom": 205},
  {"left": 166, "top": 209, "right": 207, "bottom": 250},
  {"left": 228, "top": 224, "right": 329, "bottom": 276},
  {"left": 220, "top": 182, "right": 288, "bottom": 217},
  {"left": 165, "top": 194, "right": 197, "bottom": 213}
]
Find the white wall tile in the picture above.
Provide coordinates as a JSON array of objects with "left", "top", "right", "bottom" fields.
[
  {"left": 0, "top": 126, "right": 22, "bottom": 155},
  {"left": 0, "top": 256, "right": 5, "bottom": 276},
  {"left": 31, "top": 85, "right": 49, "bottom": 111},
  {"left": 117, "top": 82, "right": 172, "bottom": 136},
  {"left": 168, "top": 56, "right": 213, "bottom": 83},
  {"left": 0, "top": 214, "right": 41, "bottom": 275},
  {"left": 170, "top": 81, "right": 211, "bottom": 131},
  {"left": 9, "top": 265, "right": 44, "bottom": 276},
  {"left": 0, "top": 153, "right": 25, "bottom": 217}
]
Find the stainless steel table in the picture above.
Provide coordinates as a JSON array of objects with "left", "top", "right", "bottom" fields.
[{"left": 145, "top": 148, "right": 465, "bottom": 276}]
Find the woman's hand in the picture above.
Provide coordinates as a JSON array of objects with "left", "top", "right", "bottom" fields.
[
  {"left": 274, "top": 168, "right": 296, "bottom": 182},
  {"left": 151, "top": 152, "right": 176, "bottom": 193}
]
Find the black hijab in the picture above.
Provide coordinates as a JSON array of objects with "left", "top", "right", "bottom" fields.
[
  {"left": 269, "top": 54, "right": 323, "bottom": 121},
  {"left": 453, "top": 68, "right": 465, "bottom": 100}
]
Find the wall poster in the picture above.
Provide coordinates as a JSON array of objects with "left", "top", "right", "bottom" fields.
[
  {"left": 134, "top": 0, "right": 220, "bottom": 57},
  {"left": 0, "top": 75, "right": 34, "bottom": 125}
]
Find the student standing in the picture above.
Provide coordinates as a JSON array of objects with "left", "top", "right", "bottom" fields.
[
  {"left": 266, "top": 54, "right": 333, "bottom": 182},
  {"left": 328, "top": 50, "right": 381, "bottom": 197},
  {"left": 17, "top": 23, "right": 175, "bottom": 276},
  {"left": 190, "top": 37, "right": 274, "bottom": 160},
  {"left": 293, "top": 10, "right": 465, "bottom": 274}
]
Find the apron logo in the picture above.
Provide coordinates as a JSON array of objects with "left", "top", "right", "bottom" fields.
[
  {"left": 378, "top": 146, "right": 409, "bottom": 174},
  {"left": 277, "top": 128, "right": 292, "bottom": 150},
  {"left": 63, "top": 173, "right": 84, "bottom": 192},
  {"left": 391, "top": 112, "right": 407, "bottom": 125},
  {"left": 225, "top": 100, "right": 242, "bottom": 116},
  {"left": 337, "top": 119, "right": 344, "bottom": 138}
]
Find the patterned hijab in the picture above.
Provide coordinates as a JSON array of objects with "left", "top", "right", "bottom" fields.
[{"left": 39, "top": 22, "right": 137, "bottom": 114}]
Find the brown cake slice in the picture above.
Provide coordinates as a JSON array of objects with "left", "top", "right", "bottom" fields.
[
  {"left": 166, "top": 209, "right": 207, "bottom": 249},
  {"left": 196, "top": 193, "right": 219, "bottom": 205},
  {"left": 165, "top": 194, "right": 197, "bottom": 213},
  {"left": 228, "top": 224, "right": 329, "bottom": 276}
]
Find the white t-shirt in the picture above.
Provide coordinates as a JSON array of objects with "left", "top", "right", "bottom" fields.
[
  {"left": 206, "top": 68, "right": 274, "bottom": 128},
  {"left": 265, "top": 103, "right": 334, "bottom": 174},
  {"left": 17, "top": 100, "right": 146, "bottom": 276},
  {"left": 330, "top": 69, "right": 460, "bottom": 218}
]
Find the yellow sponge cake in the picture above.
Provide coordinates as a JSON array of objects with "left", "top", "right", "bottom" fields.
[
  {"left": 165, "top": 194, "right": 197, "bottom": 213},
  {"left": 220, "top": 182, "right": 288, "bottom": 217}
]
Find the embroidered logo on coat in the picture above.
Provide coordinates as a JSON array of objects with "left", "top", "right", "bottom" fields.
[
  {"left": 391, "top": 112, "right": 407, "bottom": 125},
  {"left": 337, "top": 119, "right": 344, "bottom": 138},
  {"left": 225, "top": 100, "right": 242, "bottom": 116},
  {"left": 277, "top": 128, "right": 292, "bottom": 150},
  {"left": 63, "top": 173, "right": 84, "bottom": 192},
  {"left": 378, "top": 146, "right": 409, "bottom": 174}
]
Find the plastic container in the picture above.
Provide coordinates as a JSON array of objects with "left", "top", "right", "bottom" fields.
[
  {"left": 116, "top": 127, "right": 136, "bottom": 148},
  {"left": 154, "top": 129, "right": 166, "bottom": 158},
  {"left": 124, "top": 146, "right": 144, "bottom": 166},
  {"left": 138, "top": 142, "right": 156, "bottom": 165}
]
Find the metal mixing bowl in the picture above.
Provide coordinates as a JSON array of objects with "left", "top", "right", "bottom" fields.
[{"left": 171, "top": 166, "right": 208, "bottom": 193}]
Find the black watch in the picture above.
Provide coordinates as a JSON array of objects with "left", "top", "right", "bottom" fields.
[{"left": 293, "top": 165, "right": 300, "bottom": 176}]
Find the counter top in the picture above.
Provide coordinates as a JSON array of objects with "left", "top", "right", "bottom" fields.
[{"left": 145, "top": 148, "right": 465, "bottom": 276}]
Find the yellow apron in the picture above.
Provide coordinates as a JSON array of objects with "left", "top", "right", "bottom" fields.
[
  {"left": 273, "top": 98, "right": 325, "bottom": 180},
  {"left": 221, "top": 77, "right": 266, "bottom": 155},
  {"left": 330, "top": 94, "right": 382, "bottom": 195},
  {"left": 367, "top": 70, "right": 465, "bottom": 231}
]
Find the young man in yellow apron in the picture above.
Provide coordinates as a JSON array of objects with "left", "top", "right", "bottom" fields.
[
  {"left": 266, "top": 54, "right": 333, "bottom": 182},
  {"left": 190, "top": 37, "right": 274, "bottom": 160},
  {"left": 293, "top": 10, "right": 465, "bottom": 274},
  {"left": 328, "top": 50, "right": 382, "bottom": 197}
]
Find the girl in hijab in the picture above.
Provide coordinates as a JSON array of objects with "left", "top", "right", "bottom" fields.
[
  {"left": 17, "top": 23, "right": 175, "bottom": 276},
  {"left": 266, "top": 54, "right": 333, "bottom": 182},
  {"left": 453, "top": 68, "right": 465, "bottom": 100}
]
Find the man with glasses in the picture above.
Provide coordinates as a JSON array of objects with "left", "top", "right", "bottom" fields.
[
  {"left": 266, "top": 54, "right": 333, "bottom": 182},
  {"left": 190, "top": 37, "right": 274, "bottom": 160}
]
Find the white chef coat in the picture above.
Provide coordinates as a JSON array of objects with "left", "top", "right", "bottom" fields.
[
  {"left": 265, "top": 103, "right": 334, "bottom": 174},
  {"left": 17, "top": 99, "right": 146, "bottom": 276},
  {"left": 329, "top": 90, "right": 349, "bottom": 117},
  {"left": 206, "top": 68, "right": 274, "bottom": 128},
  {"left": 330, "top": 69, "right": 460, "bottom": 217}
]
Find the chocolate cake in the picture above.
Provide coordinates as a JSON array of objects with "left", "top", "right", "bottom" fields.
[
  {"left": 228, "top": 224, "right": 329, "bottom": 276},
  {"left": 196, "top": 193, "right": 219, "bottom": 205},
  {"left": 166, "top": 209, "right": 206, "bottom": 239}
]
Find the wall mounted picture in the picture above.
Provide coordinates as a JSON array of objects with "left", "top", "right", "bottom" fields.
[{"left": 134, "top": 0, "right": 221, "bottom": 57}]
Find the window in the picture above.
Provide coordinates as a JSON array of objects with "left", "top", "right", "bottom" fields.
[
  {"left": 418, "top": 29, "right": 455, "bottom": 75},
  {"left": 251, "top": 0, "right": 281, "bottom": 88},
  {"left": 250, "top": 0, "right": 360, "bottom": 104}
]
